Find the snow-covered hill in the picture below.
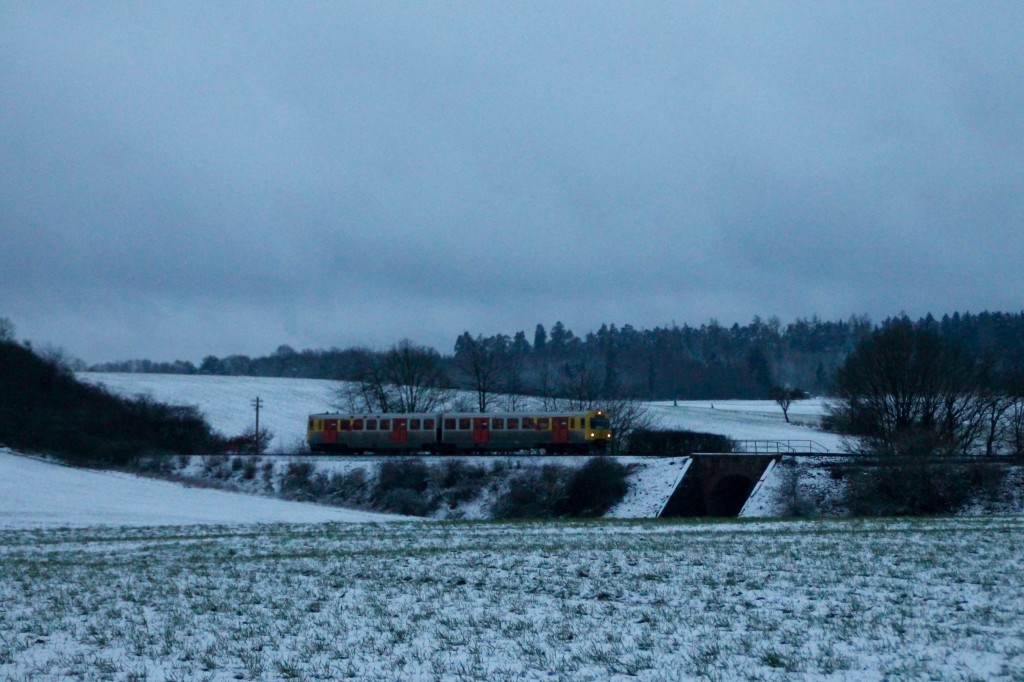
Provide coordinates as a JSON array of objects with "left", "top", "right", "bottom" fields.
[
  {"left": 79, "top": 372, "right": 339, "bottom": 451},
  {"left": 69, "top": 373, "right": 852, "bottom": 520},
  {"left": 0, "top": 448, "right": 405, "bottom": 529},
  {"left": 79, "top": 372, "right": 844, "bottom": 452}
]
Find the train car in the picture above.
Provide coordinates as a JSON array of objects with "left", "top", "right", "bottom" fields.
[
  {"left": 439, "top": 410, "right": 611, "bottom": 454},
  {"left": 307, "top": 412, "right": 439, "bottom": 453},
  {"left": 306, "top": 409, "right": 612, "bottom": 454}
]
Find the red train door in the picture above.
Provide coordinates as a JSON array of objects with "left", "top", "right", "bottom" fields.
[
  {"left": 472, "top": 418, "right": 490, "bottom": 445},
  {"left": 324, "top": 419, "right": 338, "bottom": 445},
  {"left": 391, "top": 418, "right": 408, "bottom": 445},
  {"left": 552, "top": 417, "right": 569, "bottom": 444}
]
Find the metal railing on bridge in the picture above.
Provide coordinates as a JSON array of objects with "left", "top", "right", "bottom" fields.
[{"left": 729, "top": 440, "right": 831, "bottom": 455}]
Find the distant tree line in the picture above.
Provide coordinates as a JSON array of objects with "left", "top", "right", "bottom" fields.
[{"left": 89, "top": 311, "right": 1024, "bottom": 402}]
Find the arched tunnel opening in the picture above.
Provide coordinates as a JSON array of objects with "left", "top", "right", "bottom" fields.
[
  {"left": 659, "top": 456, "right": 774, "bottom": 518},
  {"left": 706, "top": 474, "right": 756, "bottom": 517}
]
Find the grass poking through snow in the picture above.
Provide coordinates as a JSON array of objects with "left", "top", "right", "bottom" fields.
[{"left": 1, "top": 517, "right": 1022, "bottom": 680}]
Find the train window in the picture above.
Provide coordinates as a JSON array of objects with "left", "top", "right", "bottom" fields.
[
  {"left": 411, "top": 419, "right": 421, "bottom": 430},
  {"left": 537, "top": 417, "right": 550, "bottom": 429},
  {"left": 444, "top": 418, "right": 456, "bottom": 430},
  {"left": 459, "top": 418, "right": 470, "bottom": 430},
  {"left": 339, "top": 419, "right": 350, "bottom": 430},
  {"left": 424, "top": 419, "right": 435, "bottom": 430},
  {"left": 492, "top": 418, "right": 504, "bottom": 429},
  {"left": 353, "top": 419, "right": 363, "bottom": 430},
  {"left": 366, "top": 419, "right": 377, "bottom": 430},
  {"left": 522, "top": 417, "right": 534, "bottom": 428},
  {"left": 380, "top": 419, "right": 390, "bottom": 430},
  {"left": 507, "top": 418, "right": 519, "bottom": 429}
]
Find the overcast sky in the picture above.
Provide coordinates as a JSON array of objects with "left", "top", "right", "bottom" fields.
[{"left": 3, "top": 2, "right": 1023, "bottom": 363}]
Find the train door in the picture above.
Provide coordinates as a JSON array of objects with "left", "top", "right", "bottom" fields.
[
  {"left": 552, "top": 417, "right": 569, "bottom": 444},
  {"left": 472, "top": 418, "right": 490, "bottom": 446},
  {"left": 391, "top": 418, "right": 408, "bottom": 446},
  {"left": 324, "top": 419, "right": 338, "bottom": 445}
]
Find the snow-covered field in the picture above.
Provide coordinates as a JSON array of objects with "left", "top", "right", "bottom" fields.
[
  {"left": 3, "top": 374, "right": 1024, "bottom": 679},
  {"left": 0, "top": 449, "right": 402, "bottom": 529},
  {"left": 78, "top": 373, "right": 339, "bottom": 452},
  {"left": 2, "top": 516, "right": 1022, "bottom": 680},
  {"left": 648, "top": 399, "right": 846, "bottom": 452}
]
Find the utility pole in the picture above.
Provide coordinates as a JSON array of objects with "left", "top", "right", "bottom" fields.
[{"left": 251, "top": 397, "right": 263, "bottom": 452}]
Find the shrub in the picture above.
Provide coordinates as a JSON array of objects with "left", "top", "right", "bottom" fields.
[
  {"left": 433, "top": 460, "right": 489, "bottom": 507},
  {"left": 627, "top": 429, "right": 733, "bottom": 456},
  {"left": 322, "top": 468, "right": 369, "bottom": 506},
  {"left": 0, "top": 341, "right": 226, "bottom": 465},
  {"left": 562, "top": 457, "right": 629, "bottom": 517},
  {"left": 375, "top": 488, "right": 432, "bottom": 516},
  {"left": 241, "top": 457, "right": 259, "bottom": 480},
  {"left": 372, "top": 458, "right": 436, "bottom": 516},
  {"left": 375, "top": 458, "right": 430, "bottom": 495},
  {"left": 280, "top": 461, "right": 317, "bottom": 500},
  {"left": 841, "top": 434, "right": 1005, "bottom": 516},
  {"left": 491, "top": 464, "right": 569, "bottom": 519}
]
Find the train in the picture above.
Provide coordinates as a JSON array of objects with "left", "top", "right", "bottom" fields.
[{"left": 306, "top": 409, "right": 612, "bottom": 454}]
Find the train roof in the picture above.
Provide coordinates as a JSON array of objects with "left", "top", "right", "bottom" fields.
[{"left": 308, "top": 410, "right": 607, "bottom": 418}]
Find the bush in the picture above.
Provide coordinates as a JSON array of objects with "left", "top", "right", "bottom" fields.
[
  {"left": 372, "top": 458, "right": 436, "bottom": 516},
  {"left": 375, "top": 458, "right": 430, "bottom": 495},
  {"left": 842, "top": 435, "right": 1006, "bottom": 516},
  {"left": 280, "top": 461, "right": 317, "bottom": 499},
  {"left": 775, "top": 460, "right": 818, "bottom": 517},
  {"left": 626, "top": 429, "right": 733, "bottom": 456},
  {"left": 321, "top": 468, "right": 369, "bottom": 506},
  {"left": 433, "top": 460, "right": 489, "bottom": 507},
  {"left": 241, "top": 457, "right": 259, "bottom": 480},
  {"left": 375, "top": 488, "right": 432, "bottom": 516},
  {"left": 491, "top": 464, "right": 569, "bottom": 519},
  {"left": 0, "top": 340, "right": 226, "bottom": 465},
  {"left": 563, "top": 457, "right": 629, "bottom": 516}
]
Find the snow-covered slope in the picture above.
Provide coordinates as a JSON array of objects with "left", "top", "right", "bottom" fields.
[
  {"left": 647, "top": 399, "right": 846, "bottom": 451},
  {"left": 0, "top": 449, "right": 404, "bottom": 529},
  {"left": 79, "top": 372, "right": 338, "bottom": 451}
]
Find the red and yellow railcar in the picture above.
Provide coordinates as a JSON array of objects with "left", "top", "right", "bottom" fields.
[{"left": 307, "top": 410, "right": 612, "bottom": 454}]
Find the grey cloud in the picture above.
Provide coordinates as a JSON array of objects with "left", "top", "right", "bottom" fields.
[{"left": 2, "top": 2, "right": 1023, "bottom": 362}]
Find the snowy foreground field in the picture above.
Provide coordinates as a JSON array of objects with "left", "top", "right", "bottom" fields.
[
  {"left": 2, "top": 517, "right": 1022, "bottom": 681},
  {"left": 1, "top": 373, "right": 1015, "bottom": 680}
]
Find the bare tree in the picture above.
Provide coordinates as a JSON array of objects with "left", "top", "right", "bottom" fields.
[
  {"left": 1007, "top": 395, "right": 1024, "bottom": 458},
  {"left": 0, "top": 317, "right": 15, "bottom": 343},
  {"left": 454, "top": 332, "right": 509, "bottom": 412},
  {"left": 536, "top": 360, "right": 558, "bottom": 410},
  {"left": 770, "top": 386, "right": 809, "bottom": 423},
  {"left": 334, "top": 340, "right": 450, "bottom": 413},
  {"left": 500, "top": 348, "right": 528, "bottom": 411},
  {"left": 829, "top": 319, "right": 996, "bottom": 515},
  {"left": 830, "top": 318, "right": 985, "bottom": 456},
  {"left": 559, "top": 359, "right": 603, "bottom": 410},
  {"left": 604, "top": 397, "right": 659, "bottom": 455}
]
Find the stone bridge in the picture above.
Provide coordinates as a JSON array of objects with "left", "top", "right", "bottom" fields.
[{"left": 660, "top": 454, "right": 779, "bottom": 517}]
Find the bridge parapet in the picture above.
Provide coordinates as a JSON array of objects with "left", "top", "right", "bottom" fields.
[{"left": 730, "top": 440, "right": 830, "bottom": 455}]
